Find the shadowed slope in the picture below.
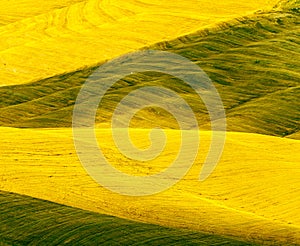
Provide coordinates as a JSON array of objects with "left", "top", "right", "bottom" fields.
[{"left": 0, "top": 191, "right": 253, "bottom": 245}]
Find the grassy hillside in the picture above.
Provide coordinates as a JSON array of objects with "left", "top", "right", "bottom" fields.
[
  {"left": 0, "top": 127, "right": 299, "bottom": 244},
  {"left": 0, "top": 2, "right": 299, "bottom": 138},
  {"left": 0, "top": 0, "right": 299, "bottom": 245},
  {"left": 0, "top": 0, "right": 277, "bottom": 87},
  {"left": 0, "top": 191, "right": 254, "bottom": 245}
]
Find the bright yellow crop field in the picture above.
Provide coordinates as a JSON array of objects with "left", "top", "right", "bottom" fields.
[
  {"left": 0, "top": 0, "right": 278, "bottom": 87},
  {"left": 1, "top": 127, "right": 299, "bottom": 243},
  {"left": 0, "top": 0, "right": 84, "bottom": 26},
  {"left": 1, "top": 0, "right": 299, "bottom": 244}
]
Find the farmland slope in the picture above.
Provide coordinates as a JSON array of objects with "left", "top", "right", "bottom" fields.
[
  {"left": 0, "top": 127, "right": 299, "bottom": 244},
  {"left": 0, "top": 0, "right": 279, "bottom": 86},
  {"left": 0, "top": 2, "right": 299, "bottom": 138},
  {"left": 0, "top": 0, "right": 299, "bottom": 245}
]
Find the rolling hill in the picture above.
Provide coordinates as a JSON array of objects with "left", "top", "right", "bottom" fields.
[
  {"left": 0, "top": 0, "right": 279, "bottom": 87},
  {"left": 0, "top": 128, "right": 299, "bottom": 244},
  {"left": 0, "top": 0, "right": 299, "bottom": 245},
  {"left": 0, "top": 0, "right": 299, "bottom": 138}
]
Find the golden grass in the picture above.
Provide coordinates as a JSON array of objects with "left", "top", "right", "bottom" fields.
[
  {"left": 0, "top": 0, "right": 84, "bottom": 26},
  {"left": 0, "top": 127, "right": 299, "bottom": 244},
  {"left": 0, "top": 0, "right": 279, "bottom": 87},
  {"left": 1, "top": 1, "right": 297, "bottom": 244}
]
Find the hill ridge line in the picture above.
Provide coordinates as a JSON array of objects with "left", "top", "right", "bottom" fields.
[
  {"left": 0, "top": 5, "right": 291, "bottom": 88},
  {"left": 0, "top": 0, "right": 280, "bottom": 86},
  {"left": 0, "top": 2, "right": 284, "bottom": 88}
]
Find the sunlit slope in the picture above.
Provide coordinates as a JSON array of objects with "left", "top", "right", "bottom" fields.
[
  {"left": 0, "top": 127, "right": 299, "bottom": 244},
  {"left": 0, "top": 5, "right": 299, "bottom": 138},
  {"left": 0, "top": 0, "right": 84, "bottom": 26},
  {"left": 276, "top": 0, "right": 300, "bottom": 10},
  {"left": 0, "top": 0, "right": 279, "bottom": 87},
  {"left": 0, "top": 191, "right": 253, "bottom": 246}
]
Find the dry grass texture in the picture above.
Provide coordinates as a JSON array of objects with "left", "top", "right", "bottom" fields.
[
  {"left": 1, "top": 1, "right": 299, "bottom": 244},
  {"left": 0, "top": 0, "right": 278, "bottom": 86},
  {"left": 0, "top": 127, "right": 299, "bottom": 244}
]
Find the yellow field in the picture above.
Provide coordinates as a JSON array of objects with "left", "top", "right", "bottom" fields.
[
  {"left": 1, "top": 0, "right": 298, "bottom": 244},
  {"left": 0, "top": 0, "right": 84, "bottom": 26},
  {"left": 1, "top": 127, "right": 299, "bottom": 243},
  {"left": 0, "top": 0, "right": 279, "bottom": 87}
]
